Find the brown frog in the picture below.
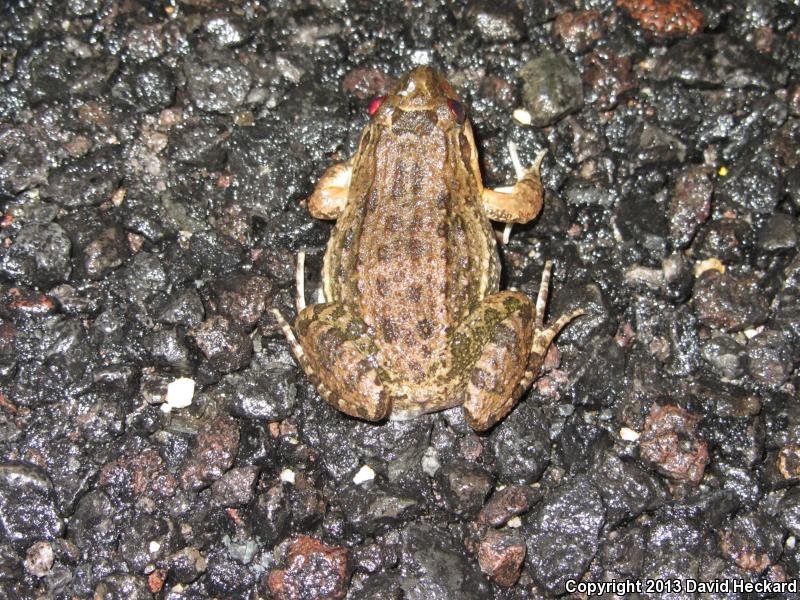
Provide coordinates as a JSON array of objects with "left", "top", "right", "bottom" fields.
[{"left": 272, "top": 66, "right": 582, "bottom": 431}]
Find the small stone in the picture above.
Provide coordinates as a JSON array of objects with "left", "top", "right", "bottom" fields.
[
  {"left": 210, "top": 274, "right": 272, "bottom": 328},
  {"left": 478, "top": 484, "right": 539, "bottom": 527},
  {"left": 169, "top": 124, "right": 228, "bottom": 168},
  {"left": 280, "top": 469, "right": 296, "bottom": 484},
  {"left": 156, "top": 288, "right": 205, "bottom": 327},
  {"left": 616, "top": 0, "right": 704, "bottom": 38},
  {"left": 211, "top": 466, "right": 258, "bottom": 506},
  {"left": 268, "top": 536, "right": 351, "bottom": 600},
  {"left": 490, "top": 404, "right": 550, "bottom": 484},
  {"left": 639, "top": 404, "right": 709, "bottom": 484},
  {"left": 757, "top": 213, "right": 797, "bottom": 252},
  {"left": 83, "top": 226, "right": 128, "bottom": 279},
  {"left": 778, "top": 445, "right": 800, "bottom": 480},
  {"left": 746, "top": 330, "right": 793, "bottom": 389},
  {"left": 179, "top": 417, "right": 240, "bottom": 491},
  {"left": 221, "top": 360, "right": 297, "bottom": 421},
  {"left": 131, "top": 61, "right": 176, "bottom": 112},
  {"left": 716, "top": 152, "right": 783, "bottom": 214},
  {"left": 465, "top": 0, "right": 524, "bottom": 42},
  {"left": 582, "top": 47, "right": 636, "bottom": 110},
  {"left": 168, "top": 547, "right": 207, "bottom": 584},
  {"left": 23, "top": 541, "right": 54, "bottom": 577},
  {"left": 696, "top": 219, "right": 753, "bottom": 264},
  {"left": 519, "top": 52, "right": 583, "bottom": 127},
  {"left": 165, "top": 377, "right": 195, "bottom": 410},
  {"left": 0, "top": 222, "right": 72, "bottom": 288},
  {"left": 512, "top": 108, "right": 531, "bottom": 125},
  {"left": 620, "top": 427, "right": 640, "bottom": 441},
  {"left": 552, "top": 10, "right": 605, "bottom": 54},
  {"left": 352, "top": 465, "right": 375, "bottom": 485},
  {"left": 478, "top": 529, "right": 525, "bottom": 587},
  {"left": 187, "top": 315, "right": 253, "bottom": 374},
  {"left": 437, "top": 461, "right": 493, "bottom": 518},
  {"left": 701, "top": 335, "right": 746, "bottom": 379},
  {"left": 692, "top": 270, "right": 769, "bottom": 333},
  {"left": 0, "top": 462, "right": 64, "bottom": 548},
  {"left": 204, "top": 14, "right": 250, "bottom": 48},
  {"left": 184, "top": 55, "right": 252, "bottom": 114},
  {"left": 525, "top": 479, "right": 605, "bottom": 595},
  {"left": 719, "top": 512, "right": 782, "bottom": 573},
  {"left": 649, "top": 35, "right": 787, "bottom": 89},
  {"left": 668, "top": 165, "right": 713, "bottom": 248}
]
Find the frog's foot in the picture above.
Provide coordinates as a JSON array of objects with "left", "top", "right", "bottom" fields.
[
  {"left": 482, "top": 143, "right": 546, "bottom": 240},
  {"left": 273, "top": 303, "right": 392, "bottom": 422},
  {"left": 513, "top": 261, "right": 585, "bottom": 396},
  {"left": 306, "top": 159, "right": 352, "bottom": 220},
  {"left": 454, "top": 291, "right": 535, "bottom": 432}
]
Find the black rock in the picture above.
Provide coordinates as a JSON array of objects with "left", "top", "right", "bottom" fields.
[
  {"left": 398, "top": 523, "right": 490, "bottom": 599},
  {"left": 0, "top": 221, "right": 72, "bottom": 287},
  {"left": 220, "top": 359, "right": 297, "bottom": 421},
  {"left": 435, "top": 461, "right": 493, "bottom": 519},
  {"left": 489, "top": 403, "right": 550, "bottom": 484},
  {"left": 649, "top": 34, "right": 788, "bottom": 89},
  {"left": 184, "top": 54, "right": 252, "bottom": 114},
  {"left": 0, "top": 462, "right": 64, "bottom": 551},
  {"left": 525, "top": 478, "right": 605, "bottom": 595},
  {"left": 187, "top": 315, "right": 253, "bottom": 375},
  {"left": 519, "top": 52, "right": 584, "bottom": 127},
  {"left": 701, "top": 334, "right": 747, "bottom": 379}
]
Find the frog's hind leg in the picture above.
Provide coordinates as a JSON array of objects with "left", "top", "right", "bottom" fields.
[
  {"left": 482, "top": 144, "right": 547, "bottom": 233},
  {"left": 512, "top": 260, "right": 585, "bottom": 398},
  {"left": 454, "top": 291, "right": 535, "bottom": 432},
  {"left": 272, "top": 303, "right": 392, "bottom": 422}
]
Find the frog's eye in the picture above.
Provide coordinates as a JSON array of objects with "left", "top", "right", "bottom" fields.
[
  {"left": 368, "top": 96, "right": 387, "bottom": 116},
  {"left": 447, "top": 99, "right": 466, "bottom": 125}
]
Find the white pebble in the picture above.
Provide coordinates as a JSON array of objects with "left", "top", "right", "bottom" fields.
[
  {"left": 506, "top": 516, "right": 522, "bottom": 528},
  {"left": 619, "top": 427, "right": 640, "bottom": 441},
  {"left": 149, "top": 540, "right": 161, "bottom": 553},
  {"left": 512, "top": 108, "right": 532, "bottom": 125},
  {"left": 280, "top": 468, "right": 296, "bottom": 484},
  {"left": 165, "top": 377, "right": 196, "bottom": 409},
  {"left": 353, "top": 464, "right": 375, "bottom": 485}
]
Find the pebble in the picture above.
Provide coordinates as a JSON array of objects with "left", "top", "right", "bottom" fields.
[
  {"left": 668, "top": 165, "right": 712, "bottom": 248},
  {"left": 465, "top": 0, "right": 524, "bottom": 42},
  {"left": 692, "top": 270, "right": 769, "bottom": 333},
  {"left": 164, "top": 377, "right": 196, "bottom": 410},
  {"left": 187, "top": 315, "right": 253, "bottom": 375},
  {"left": 0, "top": 462, "right": 64, "bottom": 549},
  {"left": 638, "top": 404, "right": 709, "bottom": 484},
  {"left": 268, "top": 536, "right": 351, "bottom": 600},
  {"left": 552, "top": 10, "right": 605, "bottom": 54},
  {"left": 0, "top": 222, "right": 72, "bottom": 287},
  {"left": 23, "top": 541, "right": 54, "bottom": 577},
  {"left": 701, "top": 334, "right": 747, "bottom": 379},
  {"left": 524, "top": 478, "right": 605, "bottom": 595},
  {"left": 211, "top": 466, "right": 259, "bottom": 506},
  {"left": 519, "top": 52, "right": 584, "bottom": 127},
  {"left": 478, "top": 529, "right": 525, "bottom": 587},
  {"left": 616, "top": 0, "right": 704, "bottom": 38},
  {"left": 179, "top": 417, "right": 240, "bottom": 491},
  {"left": 436, "top": 461, "right": 493, "bottom": 518},
  {"left": 478, "top": 484, "right": 539, "bottom": 527},
  {"left": 184, "top": 55, "right": 252, "bottom": 114}
]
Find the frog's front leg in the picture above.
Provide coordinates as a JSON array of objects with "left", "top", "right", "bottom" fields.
[
  {"left": 455, "top": 262, "right": 583, "bottom": 431},
  {"left": 481, "top": 144, "right": 546, "bottom": 225},
  {"left": 272, "top": 303, "right": 392, "bottom": 421},
  {"left": 306, "top": 159, "right": 352, "bottom": 220}
]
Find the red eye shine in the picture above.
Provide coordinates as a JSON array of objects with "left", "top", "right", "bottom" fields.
[
  {"left": 368, "top": 96, "right": 386, "bottom": 116},
  {"left": 447, "top": 99, "right": 466, "bottom": 124}
]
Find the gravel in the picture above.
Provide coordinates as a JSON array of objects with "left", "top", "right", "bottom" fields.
[{"left": 0, "top": 0, "right": 798, "bottom": 597}]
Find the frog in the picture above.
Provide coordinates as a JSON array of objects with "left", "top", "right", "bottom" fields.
[{"left": 272, "top": 66, "right": 583, "bottom": 431}]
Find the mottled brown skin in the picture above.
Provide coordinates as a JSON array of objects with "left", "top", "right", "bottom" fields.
[{"left": 274, "top": 67, "right": 582, "bottom": 431}]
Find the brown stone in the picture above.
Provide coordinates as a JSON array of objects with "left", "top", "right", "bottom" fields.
[
  {"left": 268, "top": 536, "right": 351, "bottom": 600},
  {"left": 616, "top": 0, "right": 704, "bottom": 38},
  {"left": 639, "top": 404, "right": 709, "bottom": 484},
  {"left": 478, "top": 529, "right": 526, "bottom": 587}
]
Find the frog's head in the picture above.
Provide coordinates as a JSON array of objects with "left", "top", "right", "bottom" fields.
[{"left": 367, "top": 67, "right": 468, "bottom": 131}]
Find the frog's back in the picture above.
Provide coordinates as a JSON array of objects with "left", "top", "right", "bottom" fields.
[{"left": 324, "top": 103, "right": 499, "bottom": 384}]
